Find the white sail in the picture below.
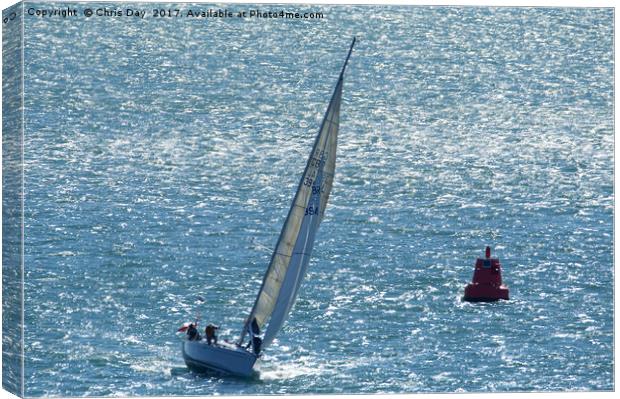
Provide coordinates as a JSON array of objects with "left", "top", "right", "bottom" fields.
[{"left": 241, "top": 39, "right": 354, "bottom": 349}]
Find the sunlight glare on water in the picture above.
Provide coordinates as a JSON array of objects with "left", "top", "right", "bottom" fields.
[{"left": 12, "top": 2, "right": 614, "bottom": 396}]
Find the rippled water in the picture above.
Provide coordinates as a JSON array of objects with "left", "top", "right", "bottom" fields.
[{"left": 12, "top": 2, "right": 615, "bottom": 396}]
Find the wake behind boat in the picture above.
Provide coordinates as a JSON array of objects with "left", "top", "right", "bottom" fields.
[{"left": 180, "top": 37, "right": 355, "bottom": 377}]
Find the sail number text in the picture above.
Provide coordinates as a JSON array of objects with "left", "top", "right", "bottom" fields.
[
  {"left": 303, "top": 178, "right": 325, "bottom": 196},
  {"left": 305, "top": 206, "right": 319, "bottom": 216}
]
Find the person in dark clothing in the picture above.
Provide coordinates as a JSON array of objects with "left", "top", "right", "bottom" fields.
[
  {"left": 186, "top": 323, "right": 200, "bottom": 341},
  {"left": 243, "top": 317, "right": 262, "bottom": 355},
  {"left": 251, "top": 336, "right": 262, "bottom": 355},
  {"left": 205, "top": 324, "right": 219, "bottom": 345}
]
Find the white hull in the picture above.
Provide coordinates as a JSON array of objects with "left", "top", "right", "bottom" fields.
[{"left": 182, "top": 340, "right": 258, "bottom": 377}]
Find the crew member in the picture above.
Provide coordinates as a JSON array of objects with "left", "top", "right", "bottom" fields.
[
  {"left": 245, "top": 318, "right": 262, "bottom": 355},
  {"left": 187, "top": 323, "right": 200, "bottom": 341},
  {"left": 205, "top": 324, "right": 219, "bottom": 345}
]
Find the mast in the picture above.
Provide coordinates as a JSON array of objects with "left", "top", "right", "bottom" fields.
[{"left": 340, "top": 37, "right": 356, "bottom": 80}]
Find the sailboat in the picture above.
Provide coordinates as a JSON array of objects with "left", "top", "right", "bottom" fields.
[{"left": 181, "top": 37, "right": 356, "bottom": 377}]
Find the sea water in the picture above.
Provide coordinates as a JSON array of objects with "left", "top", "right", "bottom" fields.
[{"left": 11, "top": 3, "right": 614, "bottom": 396}]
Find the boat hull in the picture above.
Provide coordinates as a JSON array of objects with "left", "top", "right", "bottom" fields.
[{"left": 182, "top": 340, "right": 258, "bottom": 377}]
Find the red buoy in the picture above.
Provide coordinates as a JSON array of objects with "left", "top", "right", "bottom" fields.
[{"left": 463, "top": 246, "right": 509, "bottom": 302}]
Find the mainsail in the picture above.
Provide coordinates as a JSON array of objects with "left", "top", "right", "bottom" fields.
[{"left": 240, "top": 38, "right": 355, "bottom": 348}]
